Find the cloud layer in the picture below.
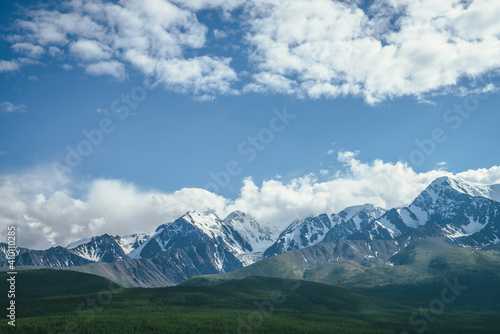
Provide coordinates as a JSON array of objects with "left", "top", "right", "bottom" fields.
[
  {"left": 11, "top": 0, "right": 238, "bottom": 97},
  {"left": 243, "top": 0, "right": 500, "bottom": 103},
  {"left": 2, "top": 152, "right": 500, "bottom": 250},
  {"left": 4, "top": 0, "right": 500, "bottom": 102}
]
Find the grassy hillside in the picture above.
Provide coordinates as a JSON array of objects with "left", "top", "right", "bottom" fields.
[
  {"left": 188, "top": 238, "right": 500, "bottom": 290},
  {"left": 1, "top": 269, "right": 499, "bottom": 333}
]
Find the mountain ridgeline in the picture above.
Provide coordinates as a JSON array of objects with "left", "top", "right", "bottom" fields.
[{"left": 1, "top": 176, "right": 500, "bottom": 287}]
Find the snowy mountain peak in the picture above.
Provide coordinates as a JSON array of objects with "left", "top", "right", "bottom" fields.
[
  {"left": 150, "top": 210, "right": 221, "bottom": 235},
  {"left": 6, "top": 178, "right": 500, "bottom": 279},
  {"left": 425, "top": 177, "right": 500, "bottom": 202},
  {"left": 69, "top": 233, "right": 126, "bottom": 263},
  {"left": 223, "top": 211, "right": 275, "bottom": 247},
  {"left": 351, "top": 176, "right": 500, "bottom": 243},
  {"left": 335, "top": 204, "right": 386, "bottom": 226},
  {"left": 182, "top": 210, "right": 219, "bottom": 221},
  {"left": 127, "top": 210, "right": 276, "bottom": 267},
  {"left": 180, "top": 210, "right": 224, "bottom": 237},
  {"left": 226, "top": 210, "right": 245, "bottom": 218},
  {"left": 117, "top": 233, "right": 150, "bottom": 254},
  {"left": 66, "top": 238, "right": 92, "bottom": 249},
  {"left": 264, "top": 204, "right": 387, "bottom": 257}
]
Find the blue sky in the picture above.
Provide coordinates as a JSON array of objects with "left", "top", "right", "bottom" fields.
[{"left": 2, "top": 0, "right": 500, "bottom": 248}]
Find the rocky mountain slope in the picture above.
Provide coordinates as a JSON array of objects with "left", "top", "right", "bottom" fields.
[{"left": 2, "top": 176, "right": 500, "bottom": 287}]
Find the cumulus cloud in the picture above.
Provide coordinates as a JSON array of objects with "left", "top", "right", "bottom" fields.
[
  {"left": 243, "top": 0, "right": 500, "bottom": 103},
  {"left": 6, "top": 0, "right": 500, "bottom": 102},
  {"left": 0, "top": 102, "right": 27, "bottom": 113},
  {"left": 170, "top": 0, "right": 245, "bottom": 11},
  {"left": 69, "top": 39, "right": 112, "bottom": 61},
  {"left": 0, "top": 168, "right": 229, "bottom": 250},
  {"left": 11, "top": 42, "right": 45, "bottom": 58},
  {"left": 85, "top": 60, "right": 126, "bottom": 79},
  {"left": 13, "top": 0, "right": 238, "bottom": 98},
  {"left": 48, "top": 46, "right": 64, "bottom": 59},
  {"left": 2, "top": 154, "right": 500, "bottom": 250},
  {"left": 0, "top": 60, "right": 20, "bottom": 72},
  {"left": 225, "top": 152, "right": 500, "bottom": 227}
]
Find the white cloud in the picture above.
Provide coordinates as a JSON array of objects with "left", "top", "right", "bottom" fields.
[
  {"left": 6, "top": 0, "right": 500, "bottom": 101},
  {"left": 337, "top": 150, "right": 360, "bottom": 162},
  {"left": 225, "top": 152, "right": 500, "bottom": 228},
  {"left": 0, "top": 60, "right": 20, "bottom": 72},
  {"left": 69, "top": 39, "right": 111, "bottom": 61},
  {"left": 2, "top": 155, "right": 500, "bottom": 249},
  {"left": 213, "top": 29, "right": 228, "bottom": 39},
  {"left": 171, "top": 0, "right": 245, "bottom": 11},
  {"left": 60, "top": 64, "right": 73, "bottom": 71},
  {"left": 48, "top": 46, "right": 64, "bottom": 59},
  {"left": 153, "top": 56, "right": 237, "bottom": 95},
  {"left": 85, "top": 60, "right": 126, "bottom": 80},
  {"left": 16, "top": 57, "right": 43, "bottom": 67},
  {"left": 243, "top": 0, "right": 500, "bottom": 103},
  {"left": 0, "top": 168, "right": 229, "bottom": 249},
  {"left": 0, "top": 102, "right": 27, "bottom": 113},
  {"left": 11, "top": 43, "right": 45, "bottom": 58},
  {"left": 14, "top": 0, "right": 238, "bottom": 98}
]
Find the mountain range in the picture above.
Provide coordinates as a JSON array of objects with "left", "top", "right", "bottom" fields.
[{"left": 1, "top": 176, "right": 499, "bottom": 287}]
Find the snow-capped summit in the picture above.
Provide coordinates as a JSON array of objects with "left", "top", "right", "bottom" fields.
[
  {"left": 223, "top": 211, "right": 276, "bottom": 247},
  {"left": 181, "top": 210, "right": 225, "bottom": 238},
  {"left": 332, "top": 204, "right": 386, "bottom": 228},
  {"left": 402, "top": 176, "right": 500, "bottom": 229},
  {"left": 117, "top": 233, "right": 150, "bottom": 254},
  {"left": 128, "top": 210, "right": 276, "bottom": 266},
  {"left": 352, "top": 177, "right": 500, "bottom": 245},
  {"left": 70, "top": 234, "right": 127, "bottom": 263},
  {"left": 66, "top": 238, "right": 92, "bottom": 249},
  {"left": 424, "top": 176, "right": 500, "bottom": 203},
  {"left": 223, "top": 211, "right": 277, "bottom": 265},
  {"left": 66, "top": 232, "right": 150, "bottom": 262},
  {"left": 263, "top": 214, "right": 332, "bottom": 257},
  {"left": 127, "top": 210, "right": 242, "bottom": 272},
  {"left": 323, "top": 204, "right": 386, "bottom": 242},
  {"left": 3, "top": 176, "right": 500, "bottom": 286},
  {"left": 263, "top": 204, "right": 386, "bottom": 257}
]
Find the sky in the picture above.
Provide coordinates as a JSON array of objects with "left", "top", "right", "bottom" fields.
[{"left": 1, "top": 0, "right": 500, "bottom": 249}]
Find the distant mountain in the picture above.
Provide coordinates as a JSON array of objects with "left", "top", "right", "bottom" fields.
[
  {"left": 0, "top": 243, "right": 29, "bottom": 264},
  {"left": 324, "top": 204, "right": 387, "bottom": 241},
  {"left": 3, "top": 176, "right": 500, "bottom": 287},
  {"left": 350, "top": 177, "right": 500, "bottom": 247},
  {"left": 263, "top": 213, "right": 332, "bottom": 257},
  {"left": 129, "top": 211, "right": 275, "bottom": 266},
  {"left": 263, "top": 204, "right": 386, "bottom": 257},
  {"left": 223, "top": 211, "right": 276, "bottom": 265},
  {"left": 68, "top": 234, "right": 135, "bottom": 263},
  {"left": 128, "top": 211, "right": 243, "bottom": 274},
  {"left": 185, "top": 237, "right": 500, "bottom": 291},
  {"left": 1, "top": 233, "right": 149, "bottom": 267},
  {"left": 201, "top": 238, "right": 403, "bottom": 283},
  {"left": 0, "top": 210, "right": 276, "bottom": 285}
]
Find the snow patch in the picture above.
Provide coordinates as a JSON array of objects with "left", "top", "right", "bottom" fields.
[{"left": 66, "top": 238, "right": 91, "bottom": 249}]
